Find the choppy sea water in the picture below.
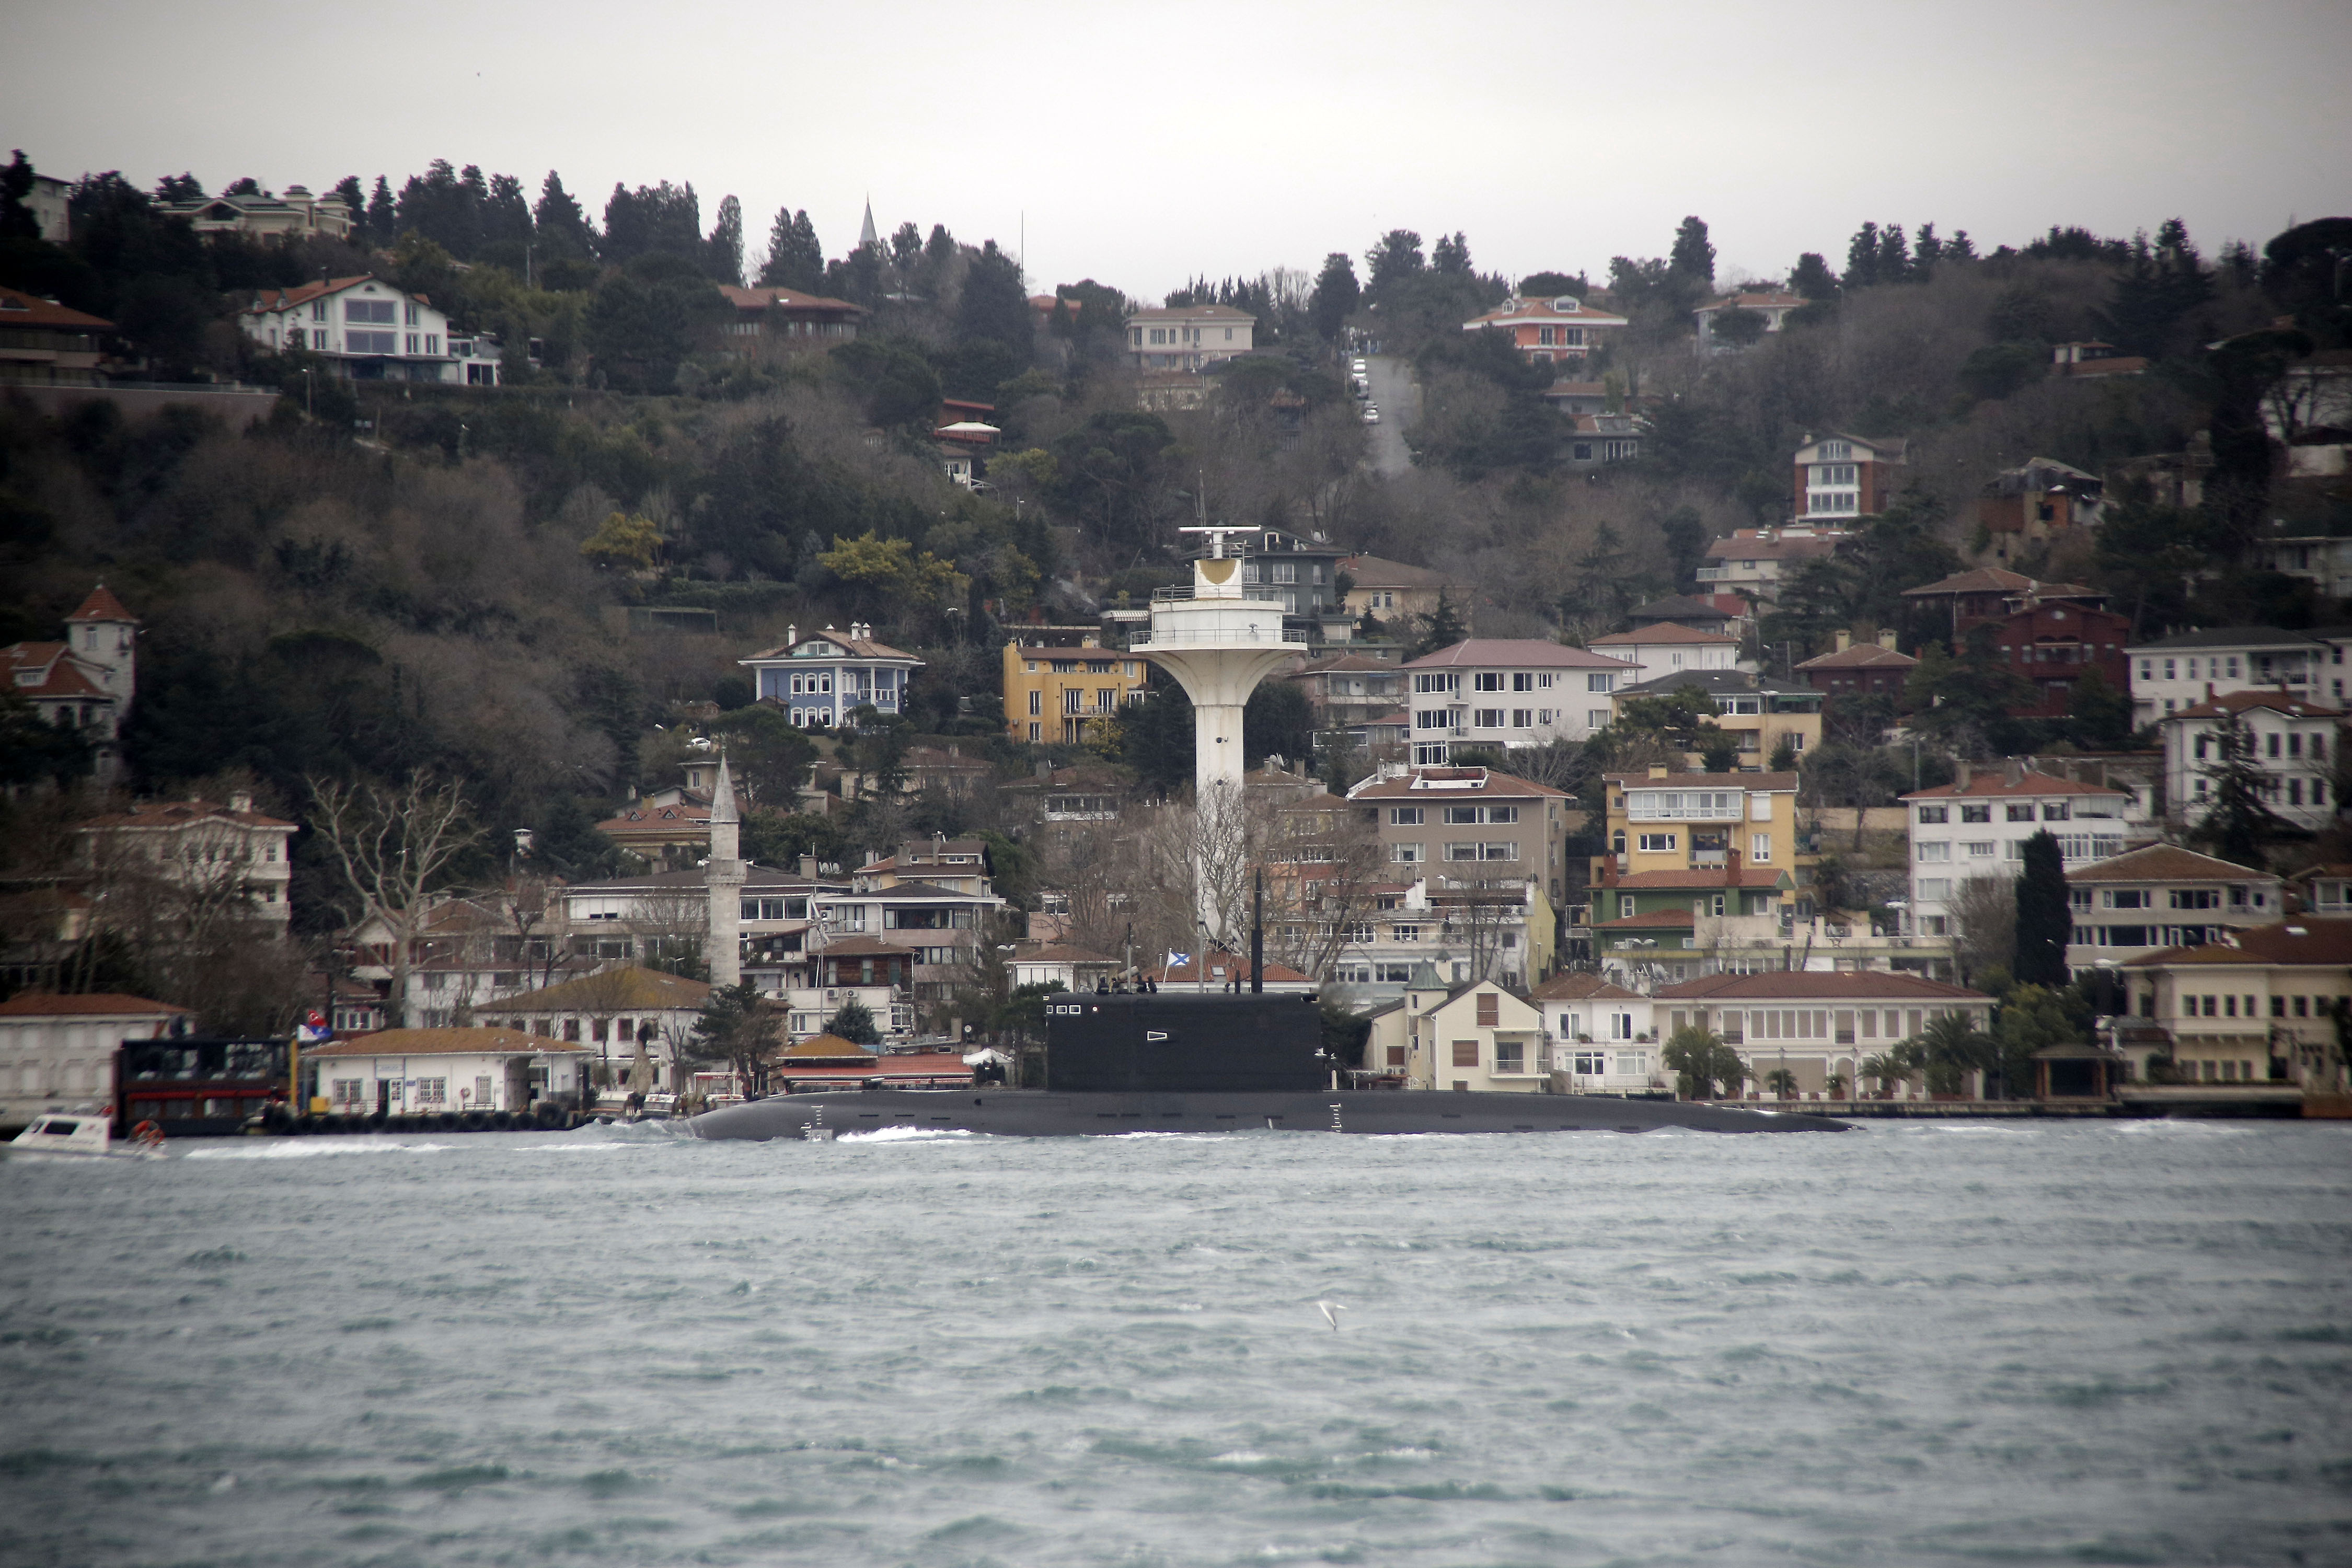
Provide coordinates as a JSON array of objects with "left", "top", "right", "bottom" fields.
[{"left": 2, "top": 1120, "right": 2348, "bottom": 1567}]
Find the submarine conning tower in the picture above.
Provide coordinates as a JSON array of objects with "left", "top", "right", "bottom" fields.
[{"left": 1044, "top": 991, "right": 1325, "bottom": 1093}]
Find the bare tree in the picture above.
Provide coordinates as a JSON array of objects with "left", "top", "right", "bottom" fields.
[
  {"left": 310, "top": 771, "right": 484, "bottom": 1027},
  {"left": 1949, "top": 874, "right": 2017, "bottom": 984},
  {"left": 624, "top": 886, "right": 710, "bottom": 976}
]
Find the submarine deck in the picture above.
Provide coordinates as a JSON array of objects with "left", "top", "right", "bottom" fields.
[{"left": 687, "top": 1088, "right": 1847, "bottom": 1139}]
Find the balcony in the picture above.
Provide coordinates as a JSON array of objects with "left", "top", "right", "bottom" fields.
[
  {"left": 1131, "top": 626, "right": 1307, "bottom": 647},
  {"left": 1692, "top": 849, "right": 1727, "bottom": 868},
  {"left": 1694, "top": 567, "right": 1730, "bottom": 582}
]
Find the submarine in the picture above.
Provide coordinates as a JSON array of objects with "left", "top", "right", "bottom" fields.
[{"left": 685, "top": 988, "right": 1847, "bottom": 1140}]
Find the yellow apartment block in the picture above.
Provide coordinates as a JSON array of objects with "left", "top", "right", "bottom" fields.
[{"left": 1003, "top": 640, "right": 1150, "bottom": 745}]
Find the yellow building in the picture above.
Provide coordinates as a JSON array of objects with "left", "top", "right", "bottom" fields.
[{"left": 1003, "top": 639, "right": 1149, "bottom": 745}]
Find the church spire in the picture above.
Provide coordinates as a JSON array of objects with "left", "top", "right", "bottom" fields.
[{"left": 859, "top": 195, "right": 878, "bottom": 250}]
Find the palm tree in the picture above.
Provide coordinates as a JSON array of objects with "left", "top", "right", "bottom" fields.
[
  {"left": 1764, "top": 1067, "right": 1798, "bottom": 1100},
  {"left": 1663, "top": 1025, "right": 1747, "bottom": 1100},
  {"left": 1860, "top": 1044, "right": 1921, "bottom": 1098},
  {"left": 1824, "top": 1069, "right": 1849, "bottom": 1101}
]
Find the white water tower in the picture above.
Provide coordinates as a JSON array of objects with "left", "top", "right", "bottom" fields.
[{"left": 1133, "top": 526, "right": 1299, "bottom": 939}]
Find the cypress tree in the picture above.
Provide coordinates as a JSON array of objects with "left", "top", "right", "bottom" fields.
[{"left": 2013, "top": 830, "right": 2070, "bottom": 988}]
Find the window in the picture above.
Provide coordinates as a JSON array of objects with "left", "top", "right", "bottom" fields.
[
  {"left": 1960, "top": 803, "right": 1991, "bottom": 823},
  {"left": 1476, "top": 992, "right": 1498, "bottom": 1026},
  {"left": 1638, "top": 833, "right": 1678, "bottom": 852},
  {"left": 1917, "top": 805, "right": 1949, "bottom": 824},
  {"left": 1587, "top": 674, "right": 1614, "bottom": 693},
  {"left": 1574, "top": 1051, "right": 1608, "bottom": 1075},
  {"left": 2043, "top": 802, "right": 2070, "bottom": 821},
  {"left": 1918, "top": 841, "right": 1951, "bottom": 862},
  {"left": 1589, "top": 710, "right": 1611, "bottom": 728},
  {"left": 1390, "top": 925, "right": 1420, "bottom": 942},
  {"left": 2169, "top": 888, "right": 2219, "bottom": 909},
  {"left": 1413, "top": 673, "right": 1457, "bottom": 694},
  {"left": 1028, "top": 690, "right": 1042, "bottom": 716},
  {"left": 1918, "top": 878, "right": 1951, "bottom": 901},
  {"left": 405, "top": 333, "right": 419, "bottom": 355},
  {"left": 1628, "top": 791, "right": 1740, "bottom": 820},
  {"left": 1389, "top": 806, "right": 1424, "bottom": 825},
  {"left": 1750, "top": 833, "right": 1772, "bottom": 863},
  {"left": 1473, "top": 708, "right": 1504, "bottom": 727},
  {"left": 1511, "top": 709, "right": 1533, "bottom": 728},
  {"left": 347, "top": 330, "right": 396, "bottom": 354},
  {"left": 1473, "top": 672, "right": 1505, "bottom": 691},
  {"left": 1391, "top": 843, "right": 1424, "bottom": 863},
  {"left": 1452, "top": 1041, "right": 1479, "bottom": 1068},
  {"left": 2007, "top": 803, "right": 2036, "bottom": 822},
  {"left": 345, "top": 298, "right": 396, "bottom": 324},
  {"left": 1512, "top": 672, "right": 1535, "bottom": 691},
  {"left": 1964, "top": 841, "right": 1996, "bottom": 859}
]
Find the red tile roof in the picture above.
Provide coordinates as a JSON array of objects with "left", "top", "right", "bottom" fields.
[
  {"left": 1529, "top": 973, "right": 1644, "bottom": 1002},
  {"left": 2122, "top": 920, "right": 2352, "bottom": 969},
  {"left": 79, "top": 798, "right": 296, "bottom": 831},
  {"left": 1901, "top": 568, "right": 2099, "bottom": 598},
  {"left": 1796, "top": 644, "right": 1917, "bottom": 670},
  {"left": 305, "top": 1026, "right": 581, "bottom": 1057},
  {"left": 0, "top": 991, "right": 187, "bottom": 1017},
  {"left": 1587, "top": 625, "right": 1740, "bottom": 648},
  {"left": 1144, "top": 953, "right": 1310, "bottom": 985},
  {"left": 247, "top": 276, "right": 377, "bottom": 313},
  {"left": 66, "top": 584, "right": 138, "bottom": 623},
  {"left": 1, "top": 644, "right": 107, "bottom": 699},
  {"left": 2062, "top": 845, "right": 2274, "bottom": 884},
  {"left": 1655, "top": 973, "right": 1992, "bottom": 1001},
  {"left": 716, "top": 284, "right": 864, "bottom": 317},
  {"left": 2163, "top": 689, "right": 2344, "bottom": 721},
  {"left": 1900, "top": 769, "right": 2130, "bottom": 801},
  {"left": 0, "top": 286, "right": 114, "bottom": 330},
  {"left": 1404, "top": 638, "right": 1633, "bottom": 670}
]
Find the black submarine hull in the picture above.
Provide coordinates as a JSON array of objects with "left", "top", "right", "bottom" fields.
[{"left": 686, "top": 1087, "right": 1847, "bottom": 1139}]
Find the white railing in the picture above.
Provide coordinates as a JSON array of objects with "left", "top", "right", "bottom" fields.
[{"left": 1133, "top": 627, "right": 1307, "bottom": 647}]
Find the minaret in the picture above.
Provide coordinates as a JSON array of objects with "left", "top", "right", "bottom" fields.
[
  {"left": 705, "top": 752, "right": 744, "bottom": 989},
  {"left": 858, "top": 197, "right": 878, "bottom": 251},
  {"left": 1134, "top": 526, "right": 1294, "bottom": 943}
]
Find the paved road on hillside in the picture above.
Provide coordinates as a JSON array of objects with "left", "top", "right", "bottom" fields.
[{"left": 1361, "top": 354, "right": 1419, "bottom": 476}]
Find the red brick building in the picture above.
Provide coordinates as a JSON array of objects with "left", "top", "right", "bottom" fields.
[{"left": 1901, "top": 570, "right": 2130, "bottom": 720}]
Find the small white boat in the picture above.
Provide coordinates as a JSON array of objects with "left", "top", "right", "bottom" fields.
[{"left": 4, "top": 1109, "right": 163, "bottom": 1160}]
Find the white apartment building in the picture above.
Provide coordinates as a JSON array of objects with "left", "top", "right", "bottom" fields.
[
  {"left": 77, "top": 792, "right": 299, "bottom": 931},
  {"left": 1530, "top": 973, "right": 1663, "bottom": 1094},
  {"left": 1656, "top": 972, "right": 1996, "bottom": 1099},
  {"left": 1325, "top": 875, "right": 1552, "bottom": 996},
  {"left": 2159, "top": 690, "right": 2342, "bottom": 834},
  {"left": 239, "top": 275, "right": 494, "bottom": 385},
  {"left": 1694, "top": 525, "right": 1854, "bottom": 604},
  {"left": 1901, "top": 763, "right": 2133, "bottom": 940},
  {"left": 2127, "top": 627, "right": 2349, "bottom": 723},
  {"left": 2063, "top": 845, "right": 2284, "bottom": 981},
  {"left": 1790, "top": 433, "right": 1907, "bottom": 520},
  {"left": 1125, "top": 304, "right": 1255, "bottom": 371},
  {"left": 1583, "top": 623, "right": 1746, "bottom": 687},
  {"left": 0, "top": 991, "right": 189, "bottom": 1129},
  {"left": 1402, "top": 638, "right": 1635, "bottom": 763}
]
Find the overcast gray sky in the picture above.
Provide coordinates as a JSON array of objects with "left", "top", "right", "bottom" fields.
[{"left": 9, "top": 0, "right": 2348, "bottom": 301}]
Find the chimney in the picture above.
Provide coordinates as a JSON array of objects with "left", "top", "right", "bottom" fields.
[
  {"left": 2003, "top": 756, "right": 2024, "bottom": 787},
  {"left": 1834, "top": 630, "right": 1852, "bottom": 653},
  {"left": 1725, "top": 846, "right": 1742, "bottom": 887},
  {"left": 1956, "top": 759, "right": 1973, "bottom": 789},
  {"left": 1877, "top": 629, "right": 1899, "bottom": 651},
  {"left": 786, "top": 624, "right": 797, "bottom": 645},
  {"left": 798, "top": 855, "right": 818, "bottom": 878},
  {"left": 228, "top": 790, "right": 254, "bottom": 814}
]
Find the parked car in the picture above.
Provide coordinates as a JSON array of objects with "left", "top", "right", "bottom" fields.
[{"left": 1362, "top": 406, "right": 1380, "bottom": 424}]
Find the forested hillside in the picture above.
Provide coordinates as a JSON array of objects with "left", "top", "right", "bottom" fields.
[{"left": 3, "top": 147, "right": 2346, "bottom": 952}]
